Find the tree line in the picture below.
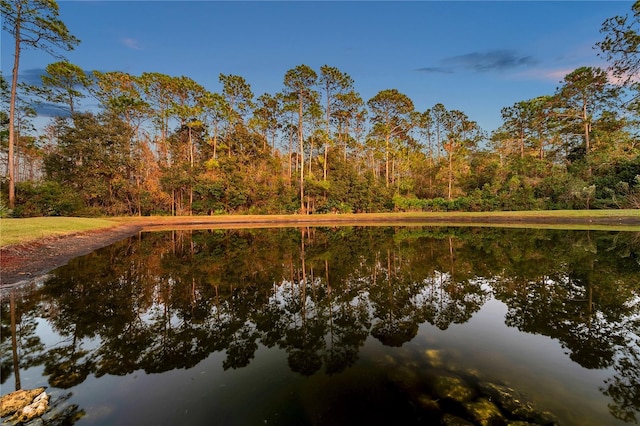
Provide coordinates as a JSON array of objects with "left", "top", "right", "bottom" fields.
[{"left": 1, "top": 0, "right": 639, "bottom": 217}]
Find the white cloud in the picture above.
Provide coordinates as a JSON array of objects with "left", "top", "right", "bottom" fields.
[
  {"left": 606, "top": 70, "right": 640, "bottom": 86},
  {"left": 512, "top": 68, "right": 576, "bottom": 82},
  {"left": 121, "top": 38, "right": 142, "bottom": 50},
  {"left": 513, "top": 67, "right": 640, "bottom": 86}
]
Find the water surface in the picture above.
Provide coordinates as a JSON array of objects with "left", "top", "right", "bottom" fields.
[{"left": 2, "top": 227, "right": 639, "bottom": 425}]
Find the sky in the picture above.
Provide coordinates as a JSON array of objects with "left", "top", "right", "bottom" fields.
[{"left": 1, "top": 0, "right": 635, "bottom": 134}]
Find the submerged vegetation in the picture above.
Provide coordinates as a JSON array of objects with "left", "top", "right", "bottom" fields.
[{"left": 1, "top": 2, "right": 639, "bottom": 217}]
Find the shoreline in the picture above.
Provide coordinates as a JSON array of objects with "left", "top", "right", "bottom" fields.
[{"left": 1, "top": 212, "right": 639, "bottom": 288}]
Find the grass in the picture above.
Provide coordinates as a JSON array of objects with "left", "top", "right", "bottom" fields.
[
  {"left": 0, "top": 217, "right": 118, "bottom": 247},
  {"left": 1, "top": 210, "right": 639, "bottom": 247}
]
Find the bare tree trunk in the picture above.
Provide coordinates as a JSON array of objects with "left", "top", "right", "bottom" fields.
[
  {"left": 298, "top": 96, "right": 305, "bottom": 214},
  {"left": 583, "top": 100, "right": 590, "bottom": 155},
  {"left": 7, "top": 8, "right": 22, "bottom": 209},
  {"left": 448, "top": 149, "right": 453, "bottom": 200},
  {"left": 385, "top": 135, "right": 390, "bottom": 188}
]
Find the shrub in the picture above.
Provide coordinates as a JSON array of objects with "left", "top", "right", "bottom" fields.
[{"left": 13, "top": 181, "right": 84, "bottom": 217}]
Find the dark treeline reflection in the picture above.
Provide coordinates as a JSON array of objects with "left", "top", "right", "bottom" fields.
[{"left": 2, "top": 227, "right": 639, "bottom": 422}]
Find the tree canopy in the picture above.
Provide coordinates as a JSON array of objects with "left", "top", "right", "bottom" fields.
[{"left": 1, "top": 1, "right": 639, "bottom": 217}]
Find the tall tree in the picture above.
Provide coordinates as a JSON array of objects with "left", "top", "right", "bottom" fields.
[
  {"left": 92, "top": 71, "right": 149, "bottom": 136},
  {"left": 39, "top": 60, "right": 90, "bottom": 115},
  {"left": 555, "top": 67, "right": 619, "bottom": 160},
  {"left": 1, "top": 0, "right": 79, "bottom": 208},
  {"left": 597, "top": 1, "right": 640, "bottom": 116},
  {"left": 167, "top": 76, "right": 206, "bottom": 215},
  {"left": 283, "top": 65, "right": 318, "bottom": 213},
  {"left": 500, "top": 101, "right": 530, "bottom": 159},
  {"left": 431, "top": 103, "right": 448, "bottom": 159},
  {"left": 318, "top": 65, "right": 353, "bottom": 180},
  {"left": 44, "top": 112, "right": 134, "bottom": 214},
  {"left": 367, "top": 89, "right": 414, "bottom": 187},
  {"left": 442, "top": 110, "right": 483, "bottom": 200},
  {"left": 219, "top": 74, "right": 253, "bottom": 157},
  {"left": 413, "top": 109, "right": 437, "bottom": 197},
  {"left": 93, "top": 71, "right": 151, "bottom": 216},
  {"left": 493, "top": 97, "right": 556, "bottom": 162},
  {"left": 1, "top": 72, "right": 38, "bottom": 183},
  {"left": 139, "top": 72, "right": 177, "bottom": 165},
  {"left": 200, "top": 91, "right": 228, "bottom": 162},
  {"left": 597, "top": 1, "right": 640, "bottom": 85},
  {"left": 334, "top": 90, "right": 366, "bottom": 162},
  {"left": 526, "top": 95, "right": 557, "bottom": 160},
  {"left": 219, "top": 74, "right": 253, "bottom": 125},
  {"left": 250, "top": 92, "right": 282, "bottom": 152}
]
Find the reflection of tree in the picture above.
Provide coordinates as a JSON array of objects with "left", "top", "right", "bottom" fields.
[
  {"left": 369, "top": 237, "right": 488, "bottom": 345},
  {"left": 488, "top": 230, "right": 640, "bottom": 421},
  {"left": 493, "top": 232, "right": 639, "bottom": 367},
  {"left": 324, "top": 260, "right": 371, "bottom": 375},
  {"left": 0, "top": 287, "right": 85, "bottom": 423},
  {"left": 10, "top": 292, "right": 21, "bottom": 390},
  {"left": 603, "top": 320, "right": 640, "bottom": 424},
  {"left": 424, "top": 237, "right": 488, "bottom": 330},
  {"left": 0, "top": 286, "right": 44, "bottom": 388},
  {"left": 370, "top": 250, "right": 422, "bottom": 346},
  {"left": 3, "top": 227, "right": 639, "bottom": 423}
]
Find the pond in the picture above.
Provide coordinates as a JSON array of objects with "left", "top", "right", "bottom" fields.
[{"left": 1, "top": 226, "right": 639, "bottom": 425}]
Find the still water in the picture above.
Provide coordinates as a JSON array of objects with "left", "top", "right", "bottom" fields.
[{"left": 1, "top": 226, "right": 639, "bottom": 425}]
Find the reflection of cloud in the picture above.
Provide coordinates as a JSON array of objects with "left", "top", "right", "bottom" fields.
[
  {"left": 121, "top": 38, "right": 142, "bottom": 50},
  {"left": 514, "top": 68, "right": 575, "bottom": 82},
  {"left": 417, "top": 50, "right": 537, "bottom": 74}
]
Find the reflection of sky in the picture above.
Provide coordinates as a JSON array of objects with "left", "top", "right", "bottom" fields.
[
  {"left": 4, "top": 279, "right": 631, "bottom": 426},
  {"left": 420, "top": 295, "right": 617, "bottom": 425},
  {"left": 4, "top": 228, "right": 638, "bottom": 425},
  {"left": 33, "top": 317, "right": 62, "bottom": 349},
  {"left": 71, "top": 294, "right": 626, "bottom": 421},
  {"left": 33, "top": 317, "right": 99, "bottom": 352}
]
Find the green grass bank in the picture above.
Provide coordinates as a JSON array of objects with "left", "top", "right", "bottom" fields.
[{"left": 1, "top": 210, "right": 639, "bottom": 247}]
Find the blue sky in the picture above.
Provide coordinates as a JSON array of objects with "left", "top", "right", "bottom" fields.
[{"left": 2, "top": 1, "right": 634, "bottom": 133}]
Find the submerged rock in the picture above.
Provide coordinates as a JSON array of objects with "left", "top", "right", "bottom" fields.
[
  {"left": 8, "top": 391, "right": 49, "bottom": 424},
  {"left": 0, "top": 388, "right": 46, "bottom": 418},
  {"left": 464, "top": 398, "right": 504, "bottom": 426},
  {"left": 388, "top": 366, "right": 422, "bottom": 390},
  {"left": 441, "top": 413, "right": 474, "bottom": 425},
  {"left": 424, "top": 349, "right": 445, "bottom": 368},
  {"left": 432, "top": 376, "right": 476, "bottom": 403},
  {"left": 478, "top": 382, "right": 560, "bottom": 425},
  {"left": 415, "top": 393, "right": 440, "bottom": 411}
]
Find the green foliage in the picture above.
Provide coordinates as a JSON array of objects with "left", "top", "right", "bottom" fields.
[
  {"left": 0, "top": 197, "right": 12, "bottom": 218},
  {"left": 597, "top": 1, "right": 640, "bottom": 86},
  {"left": 43, "top": 112, "right": 137, "bottom": 215},
  {"left": 12, "top": 180, "right": 83, "bottom": 217},
  {"left": 393, "top": 195, "right": 473, "bottom": 212},
  {"left": 624, "top": 176, "right": 640, "bottom": 208},
  {"left": 5, "top": 16, "right": 639, "bottom": 216},
  {"left": 592, "top": 157, "right": 640, "bottom": 208}
]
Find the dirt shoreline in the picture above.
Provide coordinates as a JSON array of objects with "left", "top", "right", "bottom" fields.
[
  {"left": 1, "top": 214, "right": 639, "bottom": 288},
  {"left": 0, "top": 224, "right": 143, "bottom": 288}
]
